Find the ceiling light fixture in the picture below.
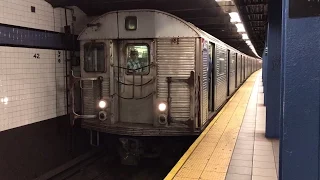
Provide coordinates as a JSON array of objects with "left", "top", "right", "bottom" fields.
[
  {"left": 242, "top": 34, "right": 249, "bottom": 40},
  {"left": 235, "top": 23, "right": 245, "bottom": 32},
  {"left": 229, "top": 12, "right": 241, "bottom": 23}
]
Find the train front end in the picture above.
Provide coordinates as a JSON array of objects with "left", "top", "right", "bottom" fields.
[{"left": 69, "top": 10, "right": 201, "bottom": 165}]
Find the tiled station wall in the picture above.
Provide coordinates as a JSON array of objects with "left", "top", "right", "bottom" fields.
[
  {"left": 0, "top": 0, "right": 88, "bottom": 131},
  {"left": 0, "top": 47, "right": 67, "bottom": 131},
  {"left": 0, "top": 1, "right": 92, "bottom": 179}
]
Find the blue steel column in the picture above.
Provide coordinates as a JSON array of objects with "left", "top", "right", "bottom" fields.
[
  {"left": 280, "top": 1, "right": 320, "bottom": 180},
  {"left": 265, "top": 0, "right": 281, "bottom": 138},
  {"left": 263, "top": 24, "right": 269, "bottom": 106}
]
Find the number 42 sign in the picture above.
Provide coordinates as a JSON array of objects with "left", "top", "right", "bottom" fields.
[{"left": 33, "top": 53, "right": 40, "bottom": 59}]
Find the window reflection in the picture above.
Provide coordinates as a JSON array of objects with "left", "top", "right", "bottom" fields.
[
  {"left": 84, "top": 43, "right": 105, "bottom": 72},
  {"left": 126, "top": 44, "right": 149, "bottom": 75}
]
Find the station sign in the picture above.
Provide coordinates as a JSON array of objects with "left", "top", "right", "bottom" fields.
[{"left": 289, "top": 0, "right": 320, "bottom": 18}]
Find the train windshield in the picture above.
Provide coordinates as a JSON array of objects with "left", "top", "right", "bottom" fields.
[
  {"left": 84, "top": 42, "right": 106, "bottom": 72},
  {"left": 126, "top": 44, "right": 149, "bottom": 75}
]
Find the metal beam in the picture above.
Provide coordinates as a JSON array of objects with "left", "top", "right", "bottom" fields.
[
  {"left": 208, "top": 31, "right": 241, "bottom": 37},
  {"left": 239, "top": 3, "right": 267, "bottom": 7},
  {"left": 187, "top": 17, "right": 230, "bottom": 25},
  {"left": 169, "top": 9, "right": 223, "bottom": 19},
  {"left": 223, "top": 39, "right": 246, "bottom": 43},
  {"left": 167, "top": 7, "right": 220, "bottom": 13},
  {"left": 204, "top": 28, "right": 238, "bottom": 33},
  {"left": 184, "top": 14, "right": 229, "bottom": 21},
  {"left": 197, "top": 24, "right": 237, "bottom": 29},
  {"left": 217, "top": 36, "right": 243, "bottom": 40}
]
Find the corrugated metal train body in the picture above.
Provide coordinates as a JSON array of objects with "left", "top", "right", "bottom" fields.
[
  {"left": 245, "top": 58, "right": 249, "bottom": 79},
  {"left": 156, "top": 38, "right": 195, "bottom": 121},
  {"left": 245, "top": 57, "right": 247, "bottom": 79},
  {"left": 252, "top": 59, "right": 256, "bottom": 73},
  {"left": 252, "top": 59, "right": 254, "bottom": 74},
  {"left": 255, "top": 59, "right": 257, "bottom": 71},
  {"left": 248, "top": 58, "right": 251, "bottom": 75},
  {"left": 228, "top": 51, "right": 236, "bottom": 95},
  {"left": 247, "top": 58, "right": 250, "bottom": 77},
  {"left": 236, "top": 54, "right": 241, "bottom": 87},
  {"left": 214, "top": 45, "right": 228, "bottom": 110},
  {"left": 250, "top": 59, "right": 253, "bottom": 74},
  {"left": 242, "top": 56, "right": 245, "bottom": 82},
  {"left": 201, "top": 46, "right": 209, "bottom": 125},
  {"left": 83, "top": 80, "right": 110, "bottom": 115},
  {"left": 248, "top": 59, "right": 250, "bottom": 77},
  {"left": 240, "top": 56, "right": 243, "bottom": 83}
]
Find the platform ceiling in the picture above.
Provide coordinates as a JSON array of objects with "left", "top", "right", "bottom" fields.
[{"left": 45, "top": 0, "right": 268, "bottom": 57}]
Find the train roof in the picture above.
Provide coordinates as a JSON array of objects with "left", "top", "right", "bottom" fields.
[{"left": 78, "top": 9, "right": 258, "bottom": 59}]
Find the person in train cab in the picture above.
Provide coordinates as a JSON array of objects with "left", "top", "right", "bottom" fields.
[{"left": 127, "top": 49, "right": 143, "bottom": 73}]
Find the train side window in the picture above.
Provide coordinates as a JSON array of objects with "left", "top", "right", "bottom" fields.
[
  {"left": 84, "top": 42, "right": 106, "bottom": 72},
  {"left": 125, "top": 44, "right": 150, "bottom": 75}
]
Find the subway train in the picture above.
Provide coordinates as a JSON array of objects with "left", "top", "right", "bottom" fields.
[{"left": 69, "top": 9, "right": 262, "bottom": 164}]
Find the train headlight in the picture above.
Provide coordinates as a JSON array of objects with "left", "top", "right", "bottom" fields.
[
  {"left": 98, "top": 100, "right": 107, "bottom": 109},
  {"left": 158, "top": 103, "right": 167, "bottom": 112}
]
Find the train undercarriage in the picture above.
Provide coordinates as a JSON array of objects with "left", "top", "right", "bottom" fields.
[{"left": 88, "top": 128, "right": 197, "bottom": 166}]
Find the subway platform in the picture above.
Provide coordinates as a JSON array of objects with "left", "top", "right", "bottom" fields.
[{"left": 165, "top": 70, "right": 279, "bottom": 180}]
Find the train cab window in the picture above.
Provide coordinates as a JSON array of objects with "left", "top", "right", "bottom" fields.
[
  {"left": 126, "top": 44, "right": 150, "bottom": 75},
  {"left": 84, "top": 43, "right": 106, "bottom": 72}
]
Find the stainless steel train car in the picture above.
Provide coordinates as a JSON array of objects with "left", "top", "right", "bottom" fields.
[{"left": 69, "top": 9, "right": 262, "bottom": 164}]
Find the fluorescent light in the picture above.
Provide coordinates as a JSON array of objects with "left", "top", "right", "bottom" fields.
[
  {"left": 225, "top": 5, "right": 261, "bottom": 58},
  {"left": 242, "top": 33, "right": 249, "bottom": 40},
  {"left": 235, "top": 23, "right": 245, "bottom": 32},
  {"left": 215, "top": 0, "right": 232, "bottom": 1},
  {"left": 229, "top": 12, "right": 241, "bottom": 23}
]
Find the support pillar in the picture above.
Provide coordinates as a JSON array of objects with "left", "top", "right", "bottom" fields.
[
  {"left": 263, "top": 24, "right": 269, "bottom": 106},
  {"left": 280, "top": 0, "right": 320, "bottom": 179},
  {"left": 265, "top": 0, "right": 282, "bottom": 138}
]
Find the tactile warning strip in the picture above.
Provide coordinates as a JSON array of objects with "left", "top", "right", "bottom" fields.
[{"left": 165, "top": 71, "right": 260, "bottom": 180}]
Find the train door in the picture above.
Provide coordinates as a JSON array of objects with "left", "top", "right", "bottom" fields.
[
  {"left": 235, "top": 53, "right": 237, "bottom": 88},
  {"left": 208, "top": 43, "right": 215, "bottom": 112},
  {"left": 240, "top": 55, "right": 243, "bottom": 83},
  {"left": 227, "top": 50, "right": 230, "bottom": 96},
  {"left": 115, "top": 40, "right": 155, "bottom": 124},
  {"left": 242, "top": 56, "right": 245, "bottom": 81}
]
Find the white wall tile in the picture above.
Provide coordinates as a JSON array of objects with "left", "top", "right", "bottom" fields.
[
  {"left": 0, "top": 0, "right": 90, "bottom": 33},
  {"left": 0, "top": 1, "right": 91, "bottom": 131},
  {"left": 69, "top": 6, "right": 91, "bottom": 35},
  {"left": 0, "top": 47, "right": 67, "bottom": 132},
  {"left": 0, "top": 0, "right": 77, "bottom": 33}
]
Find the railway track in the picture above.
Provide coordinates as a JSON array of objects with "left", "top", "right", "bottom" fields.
[
  {"left": 34, "top": 147, "right": 107, "bottom": 180},
  {"left": 34, "top": 136, "right": 195, "bottom": 180}
]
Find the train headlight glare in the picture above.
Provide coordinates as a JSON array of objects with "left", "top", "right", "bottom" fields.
[
  {"left": 98, "top": 100, "right": 107, "bottom": 109},
  {"left": 158, "top": 103, "right": 167, "bottom": 112}
]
